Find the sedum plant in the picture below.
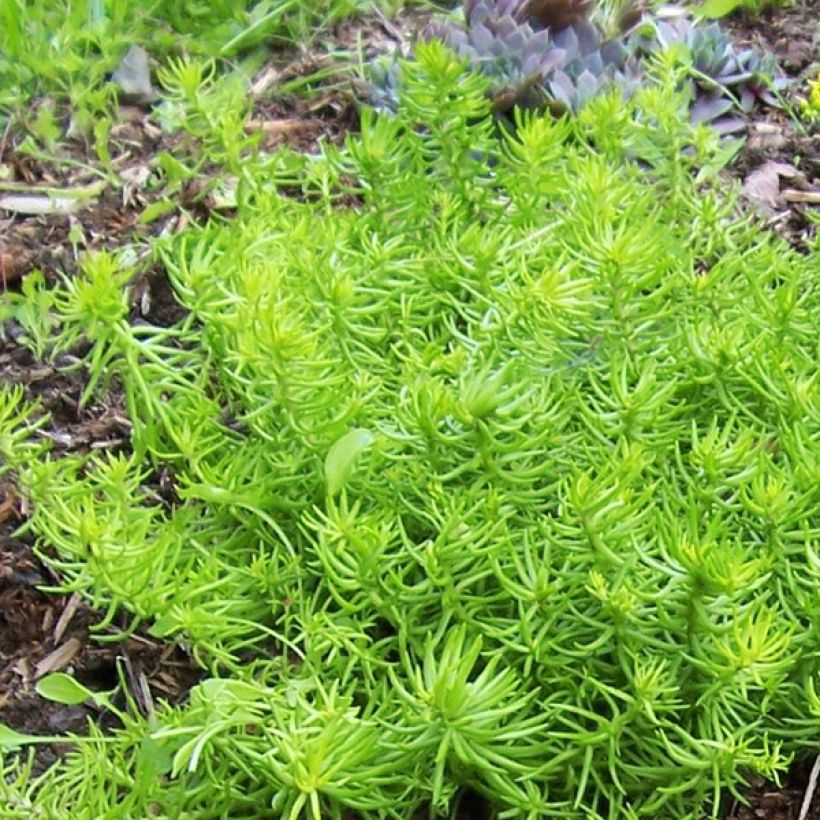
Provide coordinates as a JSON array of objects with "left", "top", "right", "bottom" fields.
[
  {"left": 2, "top": 43, "right": 819, "bottom": 818},
  {"left": 799, "top": 69, "right": 820, "bottom": 123}
]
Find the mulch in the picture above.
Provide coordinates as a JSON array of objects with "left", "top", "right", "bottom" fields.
[{"left": 724, "top": 0, "right": 819, "bottom": 252}]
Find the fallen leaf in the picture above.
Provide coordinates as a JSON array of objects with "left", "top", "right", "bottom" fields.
[
  {"left": 325, "top": 428, "right": 375, "bottom": 496},
  {"left": 742, "top": 161, "right": 799, "bottom": 210},
  {"left": 112, "top": 45, "right": 157, "bottom": 106}
]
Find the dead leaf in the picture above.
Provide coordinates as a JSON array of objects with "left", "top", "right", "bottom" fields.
[
  {"left": 112, "top": 45, "right": 157, "bottom": 106},
  {"left": 742, "top": 161, "right": 800, "bottom": 210}
]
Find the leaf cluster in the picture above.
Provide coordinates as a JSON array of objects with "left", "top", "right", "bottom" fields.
[
  {"left": 638, "top": 19, "right": 787, "bottom": 134},
  {"left": 694, "top": 0, "right": 795, "bottom": 20}
]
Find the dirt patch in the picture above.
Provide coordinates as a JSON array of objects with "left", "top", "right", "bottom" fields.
[
  {"left": 245, "top": 7, "right": 433, "bottom": 153},
  {"left": 0, "top": 518, "right": 201, "bottom": 774},
  {"left": 724, "top": 0, "right": 819, "bottom": 250},
  {"left": 0, "top": 116, "right": 174, "bottom": 288},
  {"left": 722, "top": 0, "right": 819, "bottom": 76},
  {"left": 726, "top": 758, "right": 820, "bottom": 820}
]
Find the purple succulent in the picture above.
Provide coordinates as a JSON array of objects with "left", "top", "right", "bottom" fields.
[
  {"left": 423, "top": 1, "right": 644, "bottom": 113},
  {"left": 361, "top": 0, "right": 787, "bottom": 137},
  {"left": 424, "top": 6, "right": 568, "bottom": 111},
  {"left": 643, "top": 20, "right": 788, "bottom": 133}
]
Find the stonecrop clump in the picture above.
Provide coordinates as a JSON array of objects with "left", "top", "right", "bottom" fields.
[
  {"left": 366, "top": 0, "right": 787, "bottom": 132},
  {"left": 1, "top": 44, "right": 818, "bottom": 819}
]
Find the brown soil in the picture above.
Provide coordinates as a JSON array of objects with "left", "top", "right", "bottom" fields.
[
  {"left": 726, "top": 758, "right": 820, "bottom": 820},
  {"left": 724, "top": 0, "right": 819, "bottom": 251},
  {"left": 0, "top": 3, "right": 817, "bottom": 816}
]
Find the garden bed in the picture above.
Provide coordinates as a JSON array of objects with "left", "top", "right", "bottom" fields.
[{"left": 0, "top": 2, "right": 818, "bottom": 817}]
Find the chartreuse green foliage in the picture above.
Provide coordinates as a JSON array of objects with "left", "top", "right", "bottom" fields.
[
  {"left": 695, "top": 0, "right": 794, "bottom": 19},
  {"left": 2, "top": 44, "right": 819, "bottom": 819},
  {"left": 800, "top": 70, "right": 820, "bottom": 122}
]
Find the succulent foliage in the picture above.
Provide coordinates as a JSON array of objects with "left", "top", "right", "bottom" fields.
[
  {"left": 638, "top": 19, "right": 788, "bottom": 133},
  {"left": 2, "top": 44, "right": 818, "bottom": 820},
  {"left": 365, "top": 0, "right": 786, "bottom": 130}
]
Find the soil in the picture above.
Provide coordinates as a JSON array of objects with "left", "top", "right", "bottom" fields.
[
  {"left": 723, "top": 0, "right": 820, "bottom": 252},
  {"left": 0, "top": 3, "right": 817, "bottom": 816}
]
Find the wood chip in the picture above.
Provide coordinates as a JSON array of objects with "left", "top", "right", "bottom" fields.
[
  {"left": 0, "top": 485, "right": 17, "bottom": 525},
  {"left": 35, "top": 637, "right": 81, "bottom": 678},
  {"left": 123, "top": 655, "right": 154, "bottom": 718},
  {"left": 0, "top": 194, "right": 83, "bottom": 216},
  {"left": 655, "top": 4, "right": 689, "bottom": 18},
  {"left": 250, "top": 65, "right": 282, "bottom": 98},
  {"left": 798, "top": 753, "right": 820, "bottom": 820},
  {"left": 53, "top": 592, "right": 82, "bottom": 644},
  {"left": 782, "top": 189, "right": 820, "bottom": 205},
  {"left": 120, "top": 164, "right": 151, "bottom": 188},
  {"left": 14, "top": 656, "right": 32, "bottom": 687},
  {"left": 41, "top": 607, "right": 54, "bottom": 634},
  {"left": 244, "top": 118, "right": 318, "bottom": 135},
  {"left": 0, "top": 250, "right": 17, "bottom": 285}
]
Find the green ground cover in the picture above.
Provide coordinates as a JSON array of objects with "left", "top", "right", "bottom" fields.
[{"left": 1, "top": 2, "right": 818, "bottom": 818}]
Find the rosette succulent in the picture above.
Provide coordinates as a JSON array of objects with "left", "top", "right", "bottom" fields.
[
  {"left": 359, "top": 56, "right": 403, "bottom": 114},
  {"left": 361, "top": 0, "right": 786, "bottom": 134},
  {"left": 636, "top": 19, "right": 788, "bottom": 133},
  {"left": 543, "top": 19, "right": 643, "bottom": 113},
  {"left": 424, "top": 0, "right": 642, "bottom": 112},
  {"left": 423, "top": 1, "right": 567, "bottom": 111}
]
